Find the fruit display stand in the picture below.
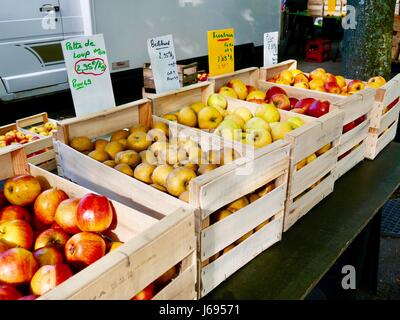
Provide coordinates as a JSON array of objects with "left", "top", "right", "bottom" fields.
[
  {"left": 16, "top": 112, "right": 59, "bottom": 172},
  {"left": 258, "top": 59, "right": 377, "bottom": 179},
  {"left": 0, "top": 146, "right": 197, "bottom": 300},
  {"left": 208, "top": 69, "right": 345, "bottom": 232},
  {"left": 366, "top": 75, "right": 400, "bottom": 160},
  {"left": 0, "top": 123, "right": 56, "bottom": 172},
  {"left": 53, "top": 98, "right": 290, "bottom": 298}
]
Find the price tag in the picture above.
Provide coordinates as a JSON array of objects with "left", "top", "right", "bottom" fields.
[
  {"left": 147, "top": 34, "right": 180, "bottom": 93},
  {"left": 263, "top": 32, "right": 279, "bottom": 67},
  {"left": 61, "top": 34, "right": 115, "bottom": 117},
  {"left": 207, "top": 28, "right": 234, "bottom": 77}
]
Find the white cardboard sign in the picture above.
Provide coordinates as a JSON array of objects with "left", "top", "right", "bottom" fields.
[
  {"left": 263, "top": 32, "right": 279, "bottom": 67},
  {"left": 147, "top": 34, "right": 180, "bottom": 93},
  {"left": 61, "top": 34, "right": 115, "bottom": 117}
]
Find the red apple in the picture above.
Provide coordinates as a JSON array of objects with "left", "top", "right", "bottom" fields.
[
  {"left": 289, "top": 98, "right": 299, "bottom": 109},
  {"left": 33, "top": 246, "right": 64, "bottom": 267},
  {"left": 76, "top": 194, "right": 113, "bottom": 233},
  {"left": 294, "top": 73, "right": 309, "bottom": 84},
  {"left": 347, "top": 80, "right": 365, "bottom": 93},
  {"left": 54, "top": 198, "right": 81, "bottom": 234},
  {"left": 387, "top": 97, "right": 399, "bottom": 111},
  {"left": 30, "top": 264, "right": 73, "bottom": 296},
  {"left": 0, "top": 248, "right": 38, "bottom": 285},
  {"left": 271, "top": 93, "right": 291, "bottom": 110},
  {"left": 307, "top": 100, "right": 330, "bottom": 118},
  {"left": 34, "top": 188, "right": 69, "bottom": 226},
  {"left": 295, "top": 98, "right": 317, "bottom": 113},
  {"left": 355, "top": 115, "right": 367, "bottom": 126},
  {"left": 65, "top": 232, "right": 106, "bottom": 270},
  {"left": 34, "top": 228, "right": 70, "bottom": 251},
  {"left": 0, "top": 284, "right": 22, "bottom": 300},
  {"left": 0, "top": 219, "right": 33, "bottom": 250},
  {"left": 343, "top": 121, "right": 356, "bottom": 133},
  {"left": 325, "top": 73, "right": 337, "bottom": 84},
  {"left": 266, "top": 86, "right": 288, "bottom": 103},
  {"left": 3, "top": 175, "right": 42, "bottom": 207},
  {"left": 325, "top": 82, "right": 341, "bottom": 94},
  {"left": 0, "top": 205, "right": 31, "bottom": 223},
  {"left": 32, "top": 216, "right": 49, "bottom": 233},
  {"left": 131, "top": 283, "right": 155, "bottom": 300},
  {"left": 18, "top": 295, "right": 38, "bottom": 300}
]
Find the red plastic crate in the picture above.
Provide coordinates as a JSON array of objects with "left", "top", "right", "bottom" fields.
[{"left": 305, "top": 39, "right": 332, "bottom": 63}]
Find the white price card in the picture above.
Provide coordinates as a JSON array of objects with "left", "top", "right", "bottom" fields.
[
  {"left": 263, "top": 32, "right": 279, "bottom": 67},
  {"left": 147, "top": 34, "right": 180, "bottom": 93},
  {"left": 61, "top": 34, "right": 115, "bottom": 117}
]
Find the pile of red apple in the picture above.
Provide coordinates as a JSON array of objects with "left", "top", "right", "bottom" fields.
[
  {"left": 0, "top": 129, "right": 40, "bottom": 148},
  {"left": 266, "top": 86, "right": 330, "bottom": 118},
  {"left": 0, "top": 174, "right": 121, "bottom": 300}
]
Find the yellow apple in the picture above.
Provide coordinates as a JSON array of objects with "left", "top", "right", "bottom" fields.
[
  {"left": 162, "top": 114, "right": 178, "bottom": 122},
  {"left": 207, "top": 93, "right": 228, "bottom": 110},
  {"left": 287, "top": 117, "right": 305, "bottom": 129},
  {"left": 104, "top": 141, "right": 125, "bottom": 159},
  {"left": 306, "top": 153, "right": 317, "bottom": 164},
  {"left": 115, "top": 150, "right": 141, "bottom": 168},
  {"left": 270, "top": 121, "right": 293, "bottom": 141},
  {"left": 177, "top": 106, "right": 197, "bottom": 127},
  {"left": 127, "top": 132, "right": 151, "bottom": 152},
  {"left": 166, "top": 167, "right": 197, "bottom": 197},
  {"left": 219, "top": 86, "right": 238, "bottom": 99},
  {"left": 233, "top": 107, "right": 253, "bottom": 122},
  {"left": 243, "top": 129, "right": 272, "bottom": 148},
  {"left": 316, "top": 143, "right": 332, "bottom": 156},
  {"left": 335, "top": 76, "right": 347, "bottom": 89},
  {"left": 152, "top": 121, "right": 169, "bottom": 137},
  {"left": 244, "top": 117, "right": 271, "bottom": 132},
  {"left": 214, "top": 119, "right": 242, "bottom": 141},
  {"left": 111, "top": 130, "right": 130, "bottom": 142},
  {"left": 227, "top": 79, "right": 248, "bottom": 100},
  {"left": 189, "top": 101, "right": 206, "bottom": 113},
  {"left": 255, "top": 104, "right": 280, "bottom": 123},
  {"left": 134, "top": 163, "right": 156, "bottom": 184},
  {"left": 224, "top": 114, "right": 245, "bottom": 129},
  {"left": 227, "top": 196, "right": 249, "bottom": 212},
  {"left": 198, "top": 106, "right": 223, "bottom": 130},
  {"left": 152, "top": 164, "right": 174, "bottom": 188},
  {"left": 279, "top": 70, "right": 294, "bottom": 84}
]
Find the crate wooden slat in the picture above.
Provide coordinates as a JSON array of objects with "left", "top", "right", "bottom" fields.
[
  {"left": 0, "top": 147, "right": 196, "bottom": 300},
  {"left": 258, "top": 80, "right": 375, "bottom": 180},
  {"left": 0, "top": 123, "right": 55, "bottom": 171},
  {"left": 208, "top": 67, "right": 346, "bottom": 231},
  {"left": 55, "top": 99, "right": 290, "bottom": 298}
]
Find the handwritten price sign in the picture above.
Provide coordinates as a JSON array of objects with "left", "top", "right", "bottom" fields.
[
  {"left": 147, "top": 34, "right": 180, "bottom": 93},
  {"left": 62, "top": 34, "right": 115, "bottom": 117},
  {"left": 263, "top": 32, "right": 278, "bottom": 67},
  {"left": 208, "top": 28, "right": 235, "bottom": 77}
]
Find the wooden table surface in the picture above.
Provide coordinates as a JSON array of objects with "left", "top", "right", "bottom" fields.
[{"left": 205, "top": 142, "right": 400, "bottom": 300}]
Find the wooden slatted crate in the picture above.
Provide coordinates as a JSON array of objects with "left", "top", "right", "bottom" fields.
[
  {"left": 0, "top": 146, "right": 196, "bottom": 300},
  {"left": 208, "top": 68, "right": 345, "bottom": 232},
  {"left": 15, "top": 112, "right": 58, "bottom": 171},
  {"left": 0, "top": 122, "right": 56, "bottom": 172},
  {"left": 366, "top": 74, "right": 400, "bottom": 160},
  {"left": 54, "top": 98, "right": 290, "bottom": 298},
  {"left": 260, "top": 60, "right": 379, "bottom": 175}
]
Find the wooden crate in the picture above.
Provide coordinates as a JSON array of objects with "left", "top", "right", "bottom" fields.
[
  {"left": 0, "top": 147, "right": 196, "bottom": 300},
  {"left": 16, "top": 112, "right": 58, "bottom": 171},
  {"left": 143, "top": 81, "right": 214, "bottom": 116},
  {"left": 260, "top": 60, "right": 382, "bottom": 176},
  {"left": 366, "top": 75, "right": 400, "bottom": 160},
  {"left": 209, "top": 67, "right": 346, "bottom": 231},
  {"left": 0, "top": 123, "right": 56, "bottom": 172},
  {"left": 54, "top": 98, "right": 290, "bottom": 298},
  {"left": 143, "top": 62, "right": 198, "bottom": 94}
]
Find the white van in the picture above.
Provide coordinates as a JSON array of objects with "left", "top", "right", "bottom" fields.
[{"left": 0, "top": 0, "right": 87, "bottom": 101}]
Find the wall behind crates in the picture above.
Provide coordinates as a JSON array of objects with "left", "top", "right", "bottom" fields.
[{"left": 91, "top": 0, "right": 281, "bottom": 72}]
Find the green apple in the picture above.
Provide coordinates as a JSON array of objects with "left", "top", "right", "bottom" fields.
[
  {"left": 255, "top": 104, "right": 280, "bottom": 123},
  {"left": 243, "top": 129, "right": 273, "bottom": 148},
  {"left": 215, "top": 119, "right": 242, "bottom": 141},
  {"left": 270, "top": 122, "right": 293, "bottom": 141},
  {"left": 287, "top": 117, "right": 305, "bottom": 130},
  {"left": 244, "top": 117, "right": 271, "bottom": 132},
  {"left": 233, "top": 107, "right": 253, "bottom": 122},
  {"left": 219, "top": 87, "right": 238, "bottom": 99},
  {"left": 207, "top": 93, "right": 228, "bottom": 110},
  {"left": 198, "top": 106, "right": 223, "bottom": 130}
]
